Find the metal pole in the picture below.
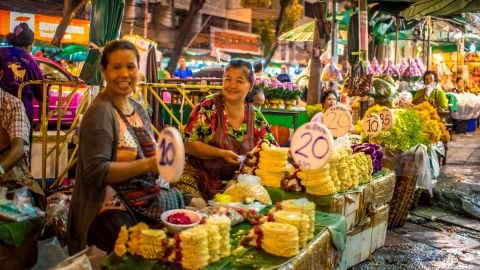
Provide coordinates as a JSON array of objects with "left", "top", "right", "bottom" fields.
[
  {"left": 395, "top": 15, "right": 399, "bottom": 65},
  {"left": 144, "top": 0, "right": 149, "bottom": 37},
  {"left": 331, "top": 0, "right": 338, "bottom": 63},
  {"left": 427, "top": 17, "right": 431, "bottom": 69}
]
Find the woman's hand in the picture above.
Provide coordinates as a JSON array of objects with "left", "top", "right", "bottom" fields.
[
  {"left": 220, "top": 150, "right": 241, "bottom": 165},
  {"left": 189, "top": 197, "right": 207, "bottom": 209},
  {"left": 147, "top": 156, "right": 159, "bottom": 174}
]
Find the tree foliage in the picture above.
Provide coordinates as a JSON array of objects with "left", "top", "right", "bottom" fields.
[{"left": 253, "top": 18, "right": 275, "bottom": 57}]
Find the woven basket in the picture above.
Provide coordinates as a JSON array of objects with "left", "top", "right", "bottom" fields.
[{"left": 388, "top": 151, "right": 418, "bottom": 228}]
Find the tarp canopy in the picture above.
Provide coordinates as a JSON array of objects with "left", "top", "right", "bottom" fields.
[
  {"left": 400, "top": 0, "right": 480, "bottom": 20},
  {"left": 79, "top": 0, "right": 125, "bottom": 85}
]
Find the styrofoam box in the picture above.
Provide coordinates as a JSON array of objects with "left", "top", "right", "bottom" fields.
[
  {"left": 370, "top": 205, "right": 390, "bottom": 253},
  {"left": 339, "top": 226, "right": 373, "bottom": 270},
  {"left": 31, "top": 131, "right": 68, "bottom": 179}
]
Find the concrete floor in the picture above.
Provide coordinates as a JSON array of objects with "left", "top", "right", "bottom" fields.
[{"left": 352, "top": 129, "right": 480, "bottom": 270}]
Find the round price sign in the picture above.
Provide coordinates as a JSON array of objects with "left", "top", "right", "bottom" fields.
[
  {"left": 379, "top": 108, "right": 394, "bottom": 131},
  {"left": 156, "top": 127, "right": 185, "bottom": 183},
  {"left": 290, "top": 122, "right": 334, "bottom": 170},
  {"left": 323, "top": 105, "right": 352, "bottom": 137},
  {"left": 362, "top": 113, "right": 382, "bottom": 137}
]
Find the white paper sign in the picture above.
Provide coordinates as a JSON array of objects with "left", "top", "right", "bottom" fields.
[
  {"left": 378, "top": 108, "right": 394, "bottom": 131},
  {"left": 290, "top": 122, "right": 334, "bottom": 170},
  {"left": 363, "top": 113, "right": 382, "bottom": 137},
  {"left": 156, "top": 127, "right": 185, "bottom": 183},
  {"left": 323, "top": 105, "right": 352, "bottom": 137}
]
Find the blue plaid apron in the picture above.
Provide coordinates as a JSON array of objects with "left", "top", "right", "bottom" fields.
[{"left": 111, "top": 99, "right": 185, "bottom": 221}]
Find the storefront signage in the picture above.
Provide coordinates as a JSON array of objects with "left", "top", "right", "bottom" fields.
[
  {"left": 211, "top": 27, "right": 261, "bottom": 55},
  {"left": 0, "top": 9, "right": 90, "bottom": 45}
]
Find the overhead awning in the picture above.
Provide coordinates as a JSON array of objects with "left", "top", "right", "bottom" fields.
[{"left": 400, "top": 0, "right": 480, "bottom": 20}]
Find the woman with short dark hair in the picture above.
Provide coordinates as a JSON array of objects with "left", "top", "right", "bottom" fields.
[
  {"left": 174, "top": 59, "right": 277, "bottom": 200},
  {"left": 412, "top": 70, "right": 448, "bottom": 108},
  {"left": 0, "top": 23, "right": 44, "bottom": 139}
]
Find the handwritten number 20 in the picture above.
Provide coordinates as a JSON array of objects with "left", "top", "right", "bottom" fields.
[
  {"left": 159, "top": 138, "right": 175, "bottom": 166},
  {"left": 294, "top": 133, "right": 329, "bottom": 160}
]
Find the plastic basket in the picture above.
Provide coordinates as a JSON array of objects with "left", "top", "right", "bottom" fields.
[{"left": 467, "top": 118, "right": 476, "bottom": 132}]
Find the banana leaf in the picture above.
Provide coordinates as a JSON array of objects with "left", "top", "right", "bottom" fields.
[{"left": 79, "top": 0, "right": 125, "bottom": 85}]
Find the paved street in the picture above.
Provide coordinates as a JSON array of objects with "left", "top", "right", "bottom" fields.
[{"left": 353, "top": 129, "right": 480, "bottom": 270}]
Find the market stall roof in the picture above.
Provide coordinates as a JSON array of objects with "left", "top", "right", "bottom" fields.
[{"left": 400, "top": 0, "right": 480, "bottom": 20}]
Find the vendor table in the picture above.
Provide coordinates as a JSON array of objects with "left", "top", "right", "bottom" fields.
[
  {"left": 261, "top": 109, "right": 309, "bottom": 130},
  {"left": 104, "top": 211, "right": 346, "bottom": 270}
]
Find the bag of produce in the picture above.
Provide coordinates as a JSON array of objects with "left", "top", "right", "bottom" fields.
[
  {"left": 321, "top": 62, "right": 342, "bottom": 82},
  {"left": 223, "top": 174, "right": 272, "bottom": 205},
  {"left": 372, "top": 78, "right": 394, "bottom": 97}
]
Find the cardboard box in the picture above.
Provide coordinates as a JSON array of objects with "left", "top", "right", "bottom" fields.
[
  {"left": 370, "top": 205, "right": 389, "bottom": 253},
  {"left": 371, "top": 173, "right": 395, "bottom": 208}
]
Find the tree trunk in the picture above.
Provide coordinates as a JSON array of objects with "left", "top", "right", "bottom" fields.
[
  {"left": 307, "top": 1, "right": 330, "bottom": 105},
  {"left": 166, "top": 0, "right": 206, "bottom": 74},
  {"left": 123, "top": 0, "right": 136, "bottom": 35},
  {"left": 51, "top": 0, "right": 89, "bottom": 46},
  {"left": 263, "top": 0, "right": 288, "bottom": 67}
]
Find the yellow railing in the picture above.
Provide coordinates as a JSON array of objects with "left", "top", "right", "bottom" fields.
[
  {"left": 17, "top": 81, "right": 221, "bottom": 191},
  {"left": 17, "top": 80, "right": 90, "bottom": 191},
  {"left": 133, "top": 83, "right": 222, "bottom": 135}
]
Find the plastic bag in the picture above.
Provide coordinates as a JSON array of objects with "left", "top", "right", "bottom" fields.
[
  {"left": 224, "top": 174, "right": 272, "bottom": 205},
  {"left": 430, "top": 143, "right": 442, "bottom": 180},
  {"left": 32, "top": 237, "right": 68, "bottom": 270},
  {"left": 411, "top": 145, "right": 433, "bottom": 195},
  {"left": 51, "top": 246, "right": 106, "bottom": 270},
  {"left": 45, "top": 193, "right": 70, "bottom": 243},
  {"left": 321, "top": 62, "right": 342, "bottom": 82}
]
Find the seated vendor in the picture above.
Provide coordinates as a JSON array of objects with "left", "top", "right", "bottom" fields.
[
  {"left": 174, "top": 59, "right": 277, "bottom": 200},
  {"left": 0, "top": 87, "right": 44, "bottom": 206},
  {"left": 311, "top": 90, "right": 338, "bottom": 123},
  {"left": 67, "top": 40, "right": 205, "bottom": 255},
  {"left": 412, "top": 70, "right": 448, "bottom": 109}
]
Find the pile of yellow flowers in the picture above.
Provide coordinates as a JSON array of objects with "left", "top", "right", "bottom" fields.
[{"left": 413, "top": 102, "right": 450, "bottom": 143}]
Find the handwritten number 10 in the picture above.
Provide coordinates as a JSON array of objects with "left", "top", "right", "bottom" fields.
[
  {"left": 159, "top": 138, "right": 175, "bottom": 166},
  {"left": 366, "top": 119, "right": 378, "bottom": 132},
  {"left": 294, "top": 133, "right": 329, "bottom": 160}
]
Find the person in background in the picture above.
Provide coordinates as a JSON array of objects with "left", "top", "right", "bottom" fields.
[
  {"left": 412, "top": 70, "right": 448, "bottom": 109},
  {"left": 249, "top": 85, "right": 265, "bottom": 109},
  {"left": 173, "top": 57, "right": 193, "bottom": 79},
  {"left": 174, "top": 59, "right": 277, "bottom": 200},
  {"left": 0, "top": 87, "right": 45, "bottom": 208},
  {"left": 277, "top": 64, "right": 291, "bottom": 82},
  {"left": 311, "top": 90, "right": 338, "bottom": 123},
  {"left": 66, "top": 60, "right": 79, "bottom": 76},
  {"left": 67, "top": 40, "right": 205, "bottom": 255},
  {"left": 253, "top": 61, "right": 269, "bottom": 80},
  {"left": 0, "top": 23, "right": 44, "bottom": 139},
  {"left": 452, "top": 77, "right": 465, "bottom": 94},
  {"left": 157, "top": 61, "right": 171, "bottom": 80}
]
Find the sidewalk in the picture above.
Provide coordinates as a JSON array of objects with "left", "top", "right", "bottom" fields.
[{"left": 352, "top": 129, "right": 480, "bottom": 270}]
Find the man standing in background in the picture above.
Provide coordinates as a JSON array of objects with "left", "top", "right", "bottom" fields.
[{"left": 277, "top": 64, "right": 291, "bottom": 82}]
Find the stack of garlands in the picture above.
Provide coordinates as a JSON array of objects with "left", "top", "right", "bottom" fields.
[{"left": 413, "top": 102, "right": 450, "bottom": 143}]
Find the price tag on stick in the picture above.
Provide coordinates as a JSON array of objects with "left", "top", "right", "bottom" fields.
[
  {"left": 378, "top": 108, "right": 394, "bottom": 131},
  {"left": 156, "top": 127, "right": 185, "bottom": 183},
  {"left": 290, "top": 122, "right": 334, "bottom": 171},
  {"left": 363, "top": 113, "right": 382, "bottom": 137},
  {"left": 323, "top": 105, "right": 352, "bottom": 137}
]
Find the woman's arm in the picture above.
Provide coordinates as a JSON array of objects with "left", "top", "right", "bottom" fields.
[
  {"left": 104, "top": 156, "right": 158, "bottom": 185},
  {"left": 186, "top": 141, "right": 240, "bottom": 164}
]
